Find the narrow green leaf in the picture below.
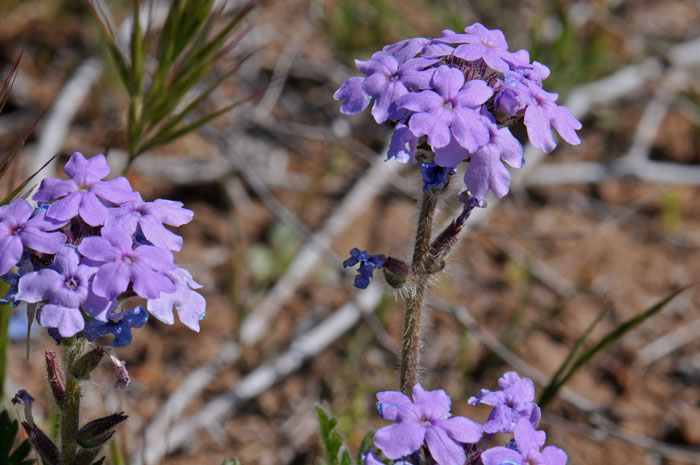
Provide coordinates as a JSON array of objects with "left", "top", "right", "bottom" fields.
[
  {"left": 137, "top": 100, "right": 242, "bottom": 156},
  {"left": 87, "top": 0, "right": 134, "bottom": 94},
  {"left": 130, "top": 0, "right": 146, "bottom": 95},
  {"left": 538, "top": 306, "right": 609, "bottom": 408},
  {"left": 538, "top": 286, "right": 693, "bottom": 408},
  {"left": 1, "top": 155, "right": 57, "bottom": 206}
]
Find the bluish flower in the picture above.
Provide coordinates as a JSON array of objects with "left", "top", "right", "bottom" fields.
[
  {"left": 419, "top": 163, "right": 456, "bottom": 192},
  {"left": 468, "top": 371, "right": 541, "bottom": 434},
  {"left": 33, "top": 152, "right": 138, "bottom": 226},
  {"left": 80, "top": 306, "right": 149, "bottom": 347},
  {"left": 481, "top": 419, "right": 567, "bottom": 465},
  {"left": 373, "top": 384, "right": 482, "bottom": 465},
  {"left": 343, "top": 248, "right": 386, "bottom": 289}
]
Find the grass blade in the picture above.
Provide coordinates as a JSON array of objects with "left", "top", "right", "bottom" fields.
[{"left": 538, "top": 286, "right": 693, "bottom": 408}]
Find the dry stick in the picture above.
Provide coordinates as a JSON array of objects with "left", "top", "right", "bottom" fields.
[
  {"left": 138, "top": 342, "right": 241, "bottom": 453},
  {"left": 134, "top": 283, "right": 384, "bottom": 465},
  {"left": 239, "top": 153, "right": 403, "bottom": 345},
  {"left": 637, "top": 317, "right": 700, "bottom": 366}
]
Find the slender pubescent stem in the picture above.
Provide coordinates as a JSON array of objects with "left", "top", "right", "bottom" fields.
[
  {"left": 400, "top": 188, "right": 439, "bottom": 395},
  {"left": 61, "top": 337, "right": 84, "bottom": 465}
]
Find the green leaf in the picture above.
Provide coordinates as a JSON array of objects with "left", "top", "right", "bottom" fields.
[
  {"left": 0, "top": 409, "right": 35, "bottom": 465},
  {"left": 220, "top": 459, "right": 242, "bottom": 465},
  {"left": 356, "top": 431, "right": 375, "bottom": 465},
  {"left": 0, "top": 279, "right": 10, "bottom": 401},
  {"left": 538, "top": 286, "right": 693, "bottom": 408},
  {"left": 1, "top": 155, "right": 57, "bottom": 206},
  {"left": 316, "top": 403, "right": 352, "bottom": 465}
]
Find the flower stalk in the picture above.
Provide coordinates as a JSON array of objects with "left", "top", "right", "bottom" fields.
[
  {"left": 400, "top": 187, "right": 439, "bottom": 395},
  {"left": 61, "top": 337, "right": 84, "bottom": 465}
]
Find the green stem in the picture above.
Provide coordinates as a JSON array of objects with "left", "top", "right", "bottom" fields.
[
  {"left": 0, "top": 278, "right": 11, "bottom": 400},
  {"left": 400, "top": 188, "right": 438, "bottom": 395},
  {"left": 61, "top": 338, "right": 83, "bottom": 465}
]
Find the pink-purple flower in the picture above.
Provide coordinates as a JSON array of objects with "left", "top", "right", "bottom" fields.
[
  {"left": 33, "top": 152, "right": 137, "bottom": 226},
  {"left": 78, "top": 227, "right": 176, "bottom": 300},
  {"left": 468, "top": 371, "right": 541, "bottom": 434},
  {"left": 373, "top": 384, "right": 482, "bottom": 465},
  {"left": 0, "top": 199, "right": 66, "bottom": 275},
  {"left": 16, "top": 247, "right": 99, "bottom": 337},
  {"left": 481, "top": 419, "right": 567, "bottom": 465}
]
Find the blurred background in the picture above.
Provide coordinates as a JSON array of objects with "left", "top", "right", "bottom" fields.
[{"left": 2, "top": 0, "right": 700, "bottom": 464}]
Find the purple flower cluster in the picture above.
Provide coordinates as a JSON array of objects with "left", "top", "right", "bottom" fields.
[
  {"left": 0, "top": 152, "right": 205, "bottom": 343},
  {"left": 334, "top": 23, "right": 582, "bottom": 200},
  {"left": 365, "top": 372, "right": 566, "bottom": 465}
]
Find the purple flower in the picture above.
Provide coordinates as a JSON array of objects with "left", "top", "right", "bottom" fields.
[
  {"left": 343, "top": 248, "right": 386, "bottom": 289},
  {"left": 481, "top": 419, "right": 567, "bottom": 465},
  {"left": 355, "top": 54, "right": 434, "bottom": 123},
  {"left": 373, "top": 384, "right": 482, "bottom": 465},
  {"left": 387, "top": 123, "right": 419, "bottom": 163},
  {"left": 440, "top": 23, "right": 526, "bottom": 73},
  {"left": 455, "top": 114, "right": 523, "bottom": 200},
  {"left": 78, "top": 227, "right": 176, "bottom": 300},
  {"left": 147, "top": 267, "right": 205, "bottom": 331},
  {"left": 468, "top": 372, "right": 541, "bottom": 434},
  {"left": 16, "top": 246, "right": 97, "bottom": 337},
  {"left": 524, "top": 84, "right": 582, "bottom": 153},
  {"left": 106, "top": 193, "right": 193, "bottom": 251},
  {"left": 382, "top": 37, "right": 430, "bottom": 64},
  {"left": 33, "top": 152, "right": 138, "bottom": 226},
  {"left": 419, "top": 162, "right": 456, "bottom": 192},
  {"left": 400, "top": 66, "right": 492, "bottom": 152},
  {"left": 0, "top": 199, "right": 66, "bottom": 275},
  {"left": 334, "top": 77, "right": 371, "bottom": 115}
]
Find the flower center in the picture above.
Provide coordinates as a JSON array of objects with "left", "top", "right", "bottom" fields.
[
  {"left": 64, "top": 276, "right": 79, "bottom": 290},
  {"left": 11, "top": 225, "right": 23, "bottom": 236},
  {"left": 122, "top": 255, "right": 133, "bottom": 265}
]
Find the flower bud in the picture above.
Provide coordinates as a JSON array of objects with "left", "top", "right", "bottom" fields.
[
  {"left": 382, "top": 257, "right": 413, "bottom": 289},
  {"left": 71, "top": 346, "right": 105, "bottom": 380},
  {"left": 22, "top": 421, "right": 61, "bottom": 465},
  {"left": 77, "top": 412, "right": 128, "bottom": 448},
  {"left": 76, "top": 448, "right": 105, "bottom": 465},
  {"left": 45, "top": 351, "right": 66, "bottom": 407}
]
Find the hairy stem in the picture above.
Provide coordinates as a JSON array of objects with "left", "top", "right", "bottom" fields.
[
  {"left": 61, "top": 338, "right": 83, "bottom": 465},
  {"left": 400, "top": 189, "right": 439, "bottom": 395}
]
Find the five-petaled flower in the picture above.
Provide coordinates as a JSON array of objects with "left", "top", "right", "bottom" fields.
[{"left": 373, "top": 384, "right": 483, "bottom": 465}]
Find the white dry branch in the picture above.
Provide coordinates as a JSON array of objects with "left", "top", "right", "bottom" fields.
[
  {"left": 134, "top": 282, "right": 384, "bottom": 465},
  {"left": 238, "top": 152, "right": 403, "bottom": 345}
]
